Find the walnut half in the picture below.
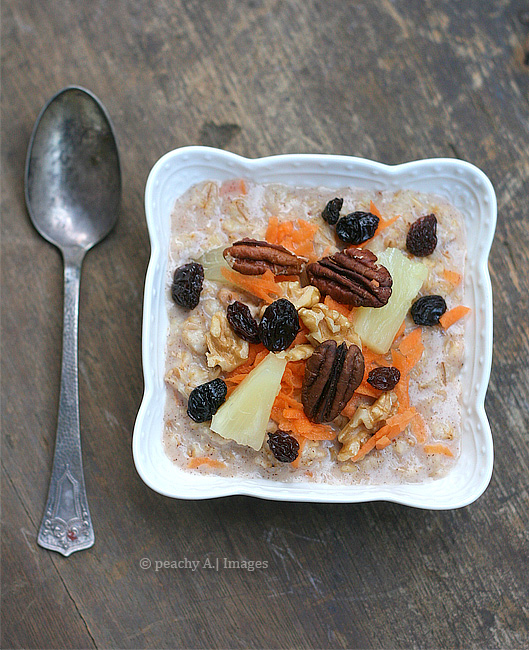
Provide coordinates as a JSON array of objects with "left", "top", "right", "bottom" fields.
[
  {"left": 338, "top": 392, "right": 398, "bottom": 462},
  {"left": 206, "top": 312, "right": 249, "bottom": 372},
  {"left": 299, "top": 303, "right": 361, "bottom": 348}
]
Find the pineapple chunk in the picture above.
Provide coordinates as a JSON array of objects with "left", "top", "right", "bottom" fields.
[
  {"left": 354, "top": 248, "right": 428, "bottom": 354},
  {"left": 211, "top": 353, "right": 287, "bottom": 450},
  {"left": 197, "top": 246, "right": 232, "bottom": 283}
]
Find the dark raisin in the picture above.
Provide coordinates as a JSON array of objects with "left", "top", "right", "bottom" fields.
[
  {"left": 336, "top": 212, "right": 379, "bottom": 245},
  {"left": 267, "top": 430, "right": 300, "bottom": 463},
  {"left": 187, "top": 378, "right": 227, "bottom": 423},
  {"left": 367, "top": 366, "right": 401, "bottom": 391},
  {"left": 227, "top": 301, "right": 261, "bottom": 343},
  {"left": 171, "top": 262, "right": 204, "bottom": 309},
  {"left": 258, "top": 298, "right": 300, "bottom": 352},
  {"left": 322, "top": 197, "right": 343, "bottom": 225},
  {"left": 411, "top": 295, "right": 447, "bottom": 326},
  {"left": 406, "top": 214, "right": 437, "bottom": 256}
]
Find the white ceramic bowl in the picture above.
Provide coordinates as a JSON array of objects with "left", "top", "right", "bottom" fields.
[{"left": 133, "top": 146, "right": 496, "bottom": 508}]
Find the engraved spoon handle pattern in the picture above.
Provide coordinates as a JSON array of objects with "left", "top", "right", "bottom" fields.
[{"left": 37, "top": 248, "right": 94, "bottom": 556}]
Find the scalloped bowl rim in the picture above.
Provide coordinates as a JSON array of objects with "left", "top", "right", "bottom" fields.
[{"left": 133, "top": 146, "right": 496, "bottom": 509}]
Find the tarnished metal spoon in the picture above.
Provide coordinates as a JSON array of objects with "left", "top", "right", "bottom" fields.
[{"left": 25, "top": 86, "right": 121, "bottom": 556}]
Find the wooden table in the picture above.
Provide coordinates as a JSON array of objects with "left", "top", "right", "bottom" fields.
[{"left": 2, "top": 1, "right": 529, "bottom": 648}]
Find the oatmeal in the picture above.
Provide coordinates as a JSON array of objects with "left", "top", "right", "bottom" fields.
[{"left": 162, "top": 178, "right": 468, "bottom": 484}]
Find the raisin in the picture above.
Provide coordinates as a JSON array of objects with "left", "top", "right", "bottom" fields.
[
  {"left": 267, "top": 430, "right": 300, "bottom": 463},
  {"left": 336, "top": 212, "right": 379, "bottom": 245},
  {"left": 187, "top": 378, "right": 227, "bottom": 423},
  {"left": 411, "top": 295, "right": 447, "bottom": 326},
  {"left": 171, "top": 262, "right": 204, "bottom": 309},
  {"left": 227, "top": 301, "right": 260, "bottom": 343},
  {"left": 258, "top": 298, "right": 300, "bottom": 352},
  {"left": 322, "top": 197, "right": 343, "bottom": 225},
  {"left": 406, "top": 214, "right": 437, "bottom": 256},
  {"left": 367, "top": 366, "right": 401, "bottom": 391}
]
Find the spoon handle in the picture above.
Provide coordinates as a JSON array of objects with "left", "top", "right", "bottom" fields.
[{"left": 38, "top": 247, "right": 95, "bottom": 556}]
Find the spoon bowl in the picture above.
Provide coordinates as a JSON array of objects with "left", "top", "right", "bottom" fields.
[
  {"left": 26, "top": 86, "right": 120, "bottom": 250},
  {"left": 25, "top": 86, "right": 121, "bottom": 556}
]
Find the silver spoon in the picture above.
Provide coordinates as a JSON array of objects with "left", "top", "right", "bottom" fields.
[{"left": 25, "top": 86, "right": 121, "bottom": 556}]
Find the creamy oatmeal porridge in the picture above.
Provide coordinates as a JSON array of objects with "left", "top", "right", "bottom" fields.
[{"left": 163, "top": 178, "right": 469, "bottom": 484}]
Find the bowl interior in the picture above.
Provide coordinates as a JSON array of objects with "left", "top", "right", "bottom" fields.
[{"left": 133, "top": 147, "right": 496, "bottom": 508}]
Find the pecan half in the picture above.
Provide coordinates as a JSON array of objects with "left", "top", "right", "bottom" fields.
[
  {"left": 302, "top": 340, "right": 364, "bottom": 423},
  {"left": 306, "top": 248, "right": 392, "bottom": 308},
  {"left": 223, "top": 239, "right": 307, "bottom": 276}
]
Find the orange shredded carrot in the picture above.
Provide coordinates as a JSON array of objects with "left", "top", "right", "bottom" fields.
[
  {"left": 283, "top": 408, "right": 306, "bottom": 420},
  {"left": 391, "top": 348, "right": 412, "bottom": 376},
  {"left": 356, "top": 383, "right": 382, "bottom": 398},
  {"left": 188, "top": 457, "right": 227, "bottom": 469},
  {"left": 351, "top": 435, "right": 378, "bottom": 461},
  {"left": 369, "top": 200, "right": 382, "bottom": 219},
  {"left": 394, "top": 373, "right": 410, "bottom": 408},
  {"left": 266, "top": 215, "right": 279, "bottom": 243},
  {"left": 354, "top": 201, "right": 400, "bottom": 246},
  {"left": 411, "top": 413, "right": 428, "bottom": 444},
  {"left": 342, "top": 394, "right": 362, "bottom": 419},
  {"left": 221, "top": 267, "right": 283, "bottom": 303},
  {"left": 443, "top": 269, "right": 462, "bottom": 286},
  {"left": 393, "top": 320, "right": 406, "bottom": 343},
  {"left": 377, "top": 408, "right": 418, "bottom": 438},
  {"left": 288, "top": 327, "right": 309, "bottom": 347},
  {"left": 265, "top": 217, "right": 319, "bottom": 260},
  {"left": 378, "top": 214, "right": 400, "bottom": 232},
  {"left": 324, "top": 295, "right": 351, "bottom": 317},
  {"left": 424, "top": 443, "right": 454, "bottom": 457},
  {"left": 399, "top": 328, "right": 422, "bottom": 356},
  {"left": 362, "top": 347, "right": 390, "bottom": 368},
  {"left": 439, "top": 305, "right": 471, "bottom": 329}
]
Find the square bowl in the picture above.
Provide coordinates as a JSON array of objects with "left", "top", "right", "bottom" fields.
[{"left": 133, "top": 146, "right": 496, "bottom": 508}]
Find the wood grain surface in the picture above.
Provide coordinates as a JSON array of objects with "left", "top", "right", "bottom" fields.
[{"left": 2, "top": 1, "right": 529, "bottom": 648}]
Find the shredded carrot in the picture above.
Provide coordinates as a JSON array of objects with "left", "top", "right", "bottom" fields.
[
  {"left": 221, "top": 267, "right": 283, "bottom": 303},
  {"left": 376, "top": 436, "right": 392, "bottom": 449},
  {"left": 289, "top": 327, "right": 309, "bottom": 347},
  {"left": 351, "top": 435, "right": 378, "bottom": 461},
  {"left": 439, "top": 305, "right": 471, "bottom": 329},
  {"left": 443, "top": 269, "right": 462, "bottom": 286},
  {"left": 324, "top": 295, "right": 351, "bottom": 318},
  {"left": 411, "top": 413, "right": 428, "bottom": 444},
  {"left": 378, "top": 408, "right": 418, "bottom": 438},
  {"left": 265, "top": 217, "right": 319, "bottom": 261},
  {"left": 342, "top": 394, "right": 362, "bottom": 419},
  {"left": 266, "top": 215, "right": 279, "bottom": 243},
  {"left": 424, "top": 443, "right": 454, "bottom": 457},
  {"left": 369, "top": 200, "right": 382, "bottom": 219},
  {"left": 393, "top": 320, "right": 406, "bottom": 343},
  {"left": 354, "top": 201, "right": 400, "bottom": 247},
  {"left": 356, "top": 383, "right": 381, "bottom": 398},
  {"left": 362, "top": 347, "right": 390, "bottom": 368},
  {"left": 391, "top": 348, "right": 412, "bottom": 377},
  {"left": 377, "top": 214, "right": 400, "bottom": 232},
  {"left": 394, "top": 372, "right": 410, "bottom": 408},
  {"left": 399, "top": 327, "right": 422, "bottom": 356},
  {"left": 188, "top": 457, "right": 227, "bottom": 469}
]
